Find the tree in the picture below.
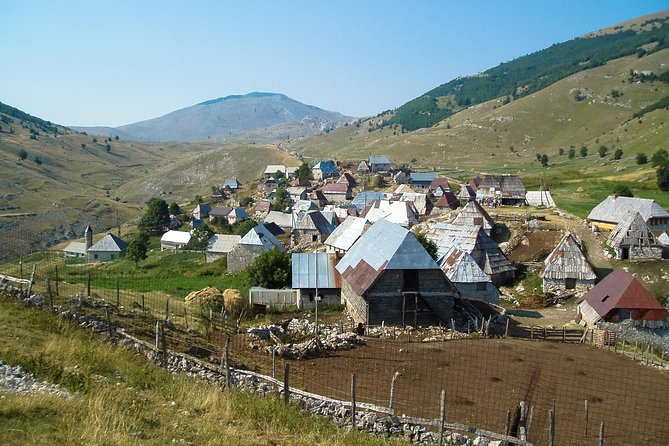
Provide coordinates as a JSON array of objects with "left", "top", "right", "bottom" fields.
[
  {"left": 636, "top": 152, "right": 648, "bottom": 165},
  {"left": 168, "top": 202, "right": 180, "bottom": 216},
  {"left": 295, "top": 162, "right": 313, "bottom": 180},
  {"left": 246, "top": 248, "right": 291, "bottom": 288},
  {"left": 613, "top": 148, "right": 624, "bottom": 160},
  {"left": 657, "top": 162, "right": 669, "bottom": 191},
  {"left": 187, "top": 224, "right": 214, "bottom": 260},
  {"left": 558, "top": 148, "right": 564, "bottom": 156},
  {"left": 270, "top": 187, "right": 290, "bottom": 211},
  {"left": 232, "top": 218, "right": 258, "bottom": 236},
  {"left": 540, "top": 154, "right": 549, "bottom": 167},
  {"left": 568, "top": 148, "right": 576, "bottom": 159},
  {"left": 612, "top": 183, "right": 633, "bottom": 197},
  {"left": 598, "top": 145, "right": 608, "bottom": 158},
  {"left": 580, "top": 146, "right": 588, "bottom": 157},
  {"left": 34, "top": 156, "right": 42, "bottom": 165},
  {"left": 138, "top": 197, "right": 170, "bottom": 235},
  {"left": 127, "top": 231, "right": 149, "bottom": 267},
  {"left": 651, "top": 149, "right": 669, "bottom": 167},
  {"left": 18, "top": 149, "right": 28, "bottom": 161},
  {"left": 413, "top": 231, "right": 438, "bottom": 261},
  {"left": 535, "top": 153, "right": 542, "bottom": 162}
]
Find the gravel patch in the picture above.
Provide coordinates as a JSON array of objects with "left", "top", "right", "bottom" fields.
[{"left": 0, "top": 359, "right": 71, "bottom": 398}]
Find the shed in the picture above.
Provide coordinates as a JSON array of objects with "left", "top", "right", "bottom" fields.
[
  {"left": 205, "top": 234, "right": 241, "bottom": 263},
  {"left": 336, "top": 219, "right": 457, "bottom": 326},
  {"left": 357, "top": 160, "right": 370, "bottom": 175},
  {"left": 438, "top": 246, "right": 499, "bottom": 304},
  {"left": 541, "top": 232, "right": 596, "bottom": 294},
  {"left": 63, "top": 242, "right": 87, "bottom": 258},
  {"left": 526, "top": 190, "right": 556, "bottom": 208},
  {"left": 576, "top": 269, "right": 668, "bottom": 328},
  {"left": 587, "top": 195, "right": 669, "bottom": 232},
  {"left": 607, "top": 211, "right": 662, "bottom": 260},
  {"left": 160, "top": 230, "right": 192, "bottom": 251},
  {"left": 476, "top": 174, "right": 526, "bottom": 206},
  {"left": 368, "top": 155, "right": 391, "bottom": 172},
  {"left": 291, "top": 252, "right": 341, "bottom": 306},
  {"left": 87, "top": 233, "right": 128, "bottom": 263}
]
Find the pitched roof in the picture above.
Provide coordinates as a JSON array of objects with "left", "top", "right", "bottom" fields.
[
  {"left": 429, "top": 178, "right": 451, "bottom": 191},
  {"left": 227, "top": 208, "right": 248, "bottom": 219},
  {"left": 659, "top": 232, "right": 669, "bottom": 246},
  {"left": 206, "top": 234, "right": 241, "bottom": 254},
  {"left": 336, "top": 172, "right": 357, "bottom": 187},
  {"left": 63, "top": 242, "right": 87, "bottom": 255},
  {"left": 578, "top": 270, "right": 668, "bottom": 323},
  {"left": 352, "top": 191, "right": 386, "bottom": 211},
  {"left": 292, "top": 200, "right": 318, "bottom": 213},
  {"left": 255, "top": 200, "right": 271, "bottom": 213},
  {"left": 587, "top": 195, "right": 669, "bottom": 224},
  {"left": 286, "top": 186, "right": 307, "bottom": 196},
  {"left": 323, "top": 182, "right": 351, "bottom": 194},
  {"left": 240, "top": 224, "right": 285, "bottom": 251},
  {"left": 264, "top": 164, "right": 286, "bottom": 175},
  {"left": 336, "top": 219, "right": 440, "bottom": 295},
  {"left": 294, "top": 211, "right": 336, "bottom": 235},
  {"left": 458, "top": 185, "right": 475, "bottom": 199},
  {"left": 313, "top": 160, "right": 338, "bottom": 175},
  {"left": 324, "top": 216, "right": 368, "bottom": 251},
  {"left": 160, "top": 230, "right": 192, "bottom": 245},
  {"left": 452, "top": 200, "right": 495, "bottom": 231},
  {"left": 428, "top": 223, "right": 515, "bottom": 276},
  {"left": 368, "top": 155, "right": 391, "bottom": 165},
  {"left": 362, "top": 199, "right": 419, "bottom": 227},
  {"left": 193, "top": 203, "right": 211, "bottom": 215},
  {"left": 210, "top": 206, "right": 233, "bottom": 217},
  {"left": 607, "top": 211, "right": 660, "bottom": 249},
  {"left": 410, "top": 172, "right": 438, "bottom": 183},
  {"left": 291, "top": 252, "right": 341, "bottom": 289},
  {"left": 260, "top": 221, "right": 284, "bottom": 236},
  {"left": 439, "top": 246, "right": 491, "bottom": 284},
  {"left": 434, "top": 191, "right": 460, "bottom": 209},
  {"left": 88, "top": 233, "right": 128, "bottom": 252},
  {"left": 541, "top": 232, "right": 596, "bottom": 281},
  {"left": 526, "top": 190, "right": 556, "bottom": 207},
  {"left": 357, "top": 160, "right": 370, "bottom": 172},
  {"left": 264, "top": 211, "right": 293, "bottom": 228},
  {"left": 394, "top": 184, "right": 414, "bottom": 195},
  {"left": 477, "top": 174, "right": 526, "bottom": 199},
  {"left": 223, "top": 178, "right": 240, "bottom": 189}
]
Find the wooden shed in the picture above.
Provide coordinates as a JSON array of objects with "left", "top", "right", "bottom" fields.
[
  {"left": 607, "top": 211, "right": 662, "bottom": 260},
  {"left": 541, "top": 232, "right": 596, "bottom": 294}
]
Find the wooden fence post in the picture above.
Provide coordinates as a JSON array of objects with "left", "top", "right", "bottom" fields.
[
  {"left": 105, "top": 308, "right": 113, "bottom": 340},
  {"left": 599, "top": 421, "right": 605, "bottom": 446},
  {"left": 141, "top": 295, "right": 145, "bottom": 311},
  {"left": 505, "top": 318, "right": 509, "bottom": 338},
  {"left": 161, "top": 322, "right": 167, "bottom": 366},
  {"left": 54, "top": 266, "right": 59, "bottom": 296},
  {"left": 438, "top": 389, "right": 447, "bottom": 446},
  {"left": 165, "top": 298, "right": 170, "bottom": 321},
  {"left": 562, "top": 326, "right": 566, "bottom": 343},
  {"left": 46, "top": 278, "right": 53, "bottom": 309},
  {"left": 584, "top": 399, "right": 589, "bottom": 437},
  {"left": 27, "top": 264, "right": 36, "bottom": 298},
  {"left": 116, "top": 278, "right": 120, "bottom": 307},
  {"left": 548, "top": 407, "right": 556, "bottom": 446},
  {"left": 155, "top": 321, "right": 160, "bottom": 350},
  {"left": 518, "top": 401, "right": 528, "bottom": 441},
  {"left": 224, "top": 339, "right": 231, "bottom": 388},
  {"left": 87, "top": 273, "right": 91, "bottom": 298},
  {"left": 389, "top": 372, "right": 398, "bottom": 412},
  {"left": 283, "top": 363, "right": 290, "bottom": 404},
  {"left": 505, "top": 409, "right": 511, "bottom": 446},
  {"left": 351, "top": 373, "right": 357, "bottom": 429}
]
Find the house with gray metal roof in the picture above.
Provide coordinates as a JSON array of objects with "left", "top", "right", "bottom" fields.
[
  {"left": 322, "top": 182, "right": 352, "bottom": 203},
  {"left": 160, "top": 230, "right": 192, "bottom": 251},
  {"left": 451, "top": 201, "right": 495, "bottom": 235},
  {"left": 409, "top": 172, "right": 438, "bottom": 189},
  {"left": 63, "top": 242, "right": 87, "bottom": 258},
  {"left": 223, "top": 178, "right": 240, "bottom": 190},
  {"left": 368, "top": 155, "right": 391, "bottom": 172},
  {"left": 352, "top": 191, "right": 386, "bottom": 212},
  {"left": 336, "top": 219, "right": 457, "bottom": 326},
  {"left": 324, "top": 216, "right": 368, "bottom": 255},
  {"left": 87, "top": 233, "right": 128, "bottom": 263},
  {"left": 291, "top": 211, "right": 336, "bottom": 246},
  {"left": 458, "top": 184, "right": 476, "bottom": 206},
  {"left": 427, "top": 223, "right": 515, "bottom": 286},
  {"left": 607, "top": 211, "right": 662, "bottom": 260},
  {"left": 205, "top": 234, "right": 241, "bottom": 263},
  {"left": 361, "top": 199, "right": 419, "bottom": 228},
  {"left": 541, "top": 232, "right": 596, "bottom": 294},
  {"left": 291, "top": 252, "right": 341, "bottom": 306},
  {"left": 587, "top": 195, "right": 669, "bottom": 232},
  {"left": 438, "top": 246, "right": 499, "bottom": 304},
  {"left": 227, "top": 224, "right": 284, "bottom": 273},
  {"left": 264, "top": 211, "right": 293, "bottom": 231}
]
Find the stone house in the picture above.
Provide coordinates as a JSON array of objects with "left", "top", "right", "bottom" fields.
[
  {"left": 291, "top": 211, "right": 336, "bottom": 245},
  {"left": 335, "top": 219, "right": 458, "bottom": 326},
  {"left": 87, "top": 233, "right": 128, "bottom": 263},
  {"left": 322, "top": 182, "right": 352, "bottom": 203},
  {"left": 607, "top": 211, "right": 663, "bottom": 260},
  {"left": 368, "top": 155, "right": 391, "bottom": 173},
  {"left": 227, "top": 224, "right": 284, "bottom": 273},
  {"left": 439, "top": 246, "right": 499, "bottom": 304},
  {"left": 541, "top": 232, "right": 596, "bottom": 294}
]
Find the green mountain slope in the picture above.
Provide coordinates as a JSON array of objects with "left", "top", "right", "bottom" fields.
[{"left": 389, "top": 11, "right": 669, "bottom": 131}]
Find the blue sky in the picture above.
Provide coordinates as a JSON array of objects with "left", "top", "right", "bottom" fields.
[{"left": 1, "top": 1, "right": 667, "bottom": 126}]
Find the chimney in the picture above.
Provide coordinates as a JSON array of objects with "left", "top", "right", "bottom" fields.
[{"left": 85, "top": 224, "right": 93, "bottom": 250}]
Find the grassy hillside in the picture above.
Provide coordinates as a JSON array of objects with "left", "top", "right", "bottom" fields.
[
  {"left": 0, "top": 296, "right": 404, "bottom": 446},
  {"left": 291, "top": 48, "right": 669, "bottom": 217},
  {"left": 389, "top": 11, "right": 669, "bottom": 131},
  {"left": 0, "top": 105, "right": 300, "bottom": 261}
]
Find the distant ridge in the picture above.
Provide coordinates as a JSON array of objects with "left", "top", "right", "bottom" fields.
[{"left": 73, "top": 92, "right": 352, "bottom": 142}]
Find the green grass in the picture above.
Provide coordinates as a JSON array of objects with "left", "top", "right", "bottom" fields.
[{"left": 0, "top": 296, "right": 406, "bottom": 446}]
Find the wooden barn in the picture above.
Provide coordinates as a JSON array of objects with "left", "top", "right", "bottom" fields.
[
  {"left": 335, "top": 219, "right": 457, "bottom": 326},
  {"left": 438, "top": 245, "right": 499, "bottom": 304},
  {"left": 587, "top": 195, "right": 669, "bottom": 232},
  {"left": 607, "top": 211, "right": 662, "bottom": 260},
  {"left": 451, "top": 200, "right": 496, "bottom": 235},
  {"left": 541, "top": 232, "right": 596, "bottom": 294},
  {"left": 475, "top": 174, "right": 526, "bottom": 206},
  {"left": 576, "top": 269, "right": 668, "bottom": 328}
]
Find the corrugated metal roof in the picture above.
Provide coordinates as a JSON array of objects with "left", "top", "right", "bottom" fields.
[
  {"left": 368, "top": 155, "right": 391, "bottom": 165},
  {"left": 362, "top": 200, "right": 418, "bottom": 227},
  {"left": 607, "top": 211, "right": 660, "bottom": 250},
  {"left": 63, "top": 242, "right": 87, "bottom": 255},
  {"left": 439, "top": 246, "right": 491, "bottom": 283},
  {"left": 206, "top": 234, "right": 241, "bottom": 253},
  {"left": 294, "top": 211, "right": 336, "bottom": 234},
  {"left": 452, "top": 201, "right": 495, "bottom": 231},
  {"left": 587, "top": 195, "right": 669, "bottom": 224},
  {"left": 292, "top": 200, "right": 318, "bottom": 213},
  {"left": 240, "top": 224, "right": 285, "bottom": 251},
  {"left": 264, "top": 211, "right": 293, "bottom": 228},
  {"left": 325, "top": 216, "right": 367, "bottom": 251},
  {"left": 291, "top": 252, "right": 341, "bottom": 289},
  {"left": 526, "top": 191, "right": 556, "bottom": 207},
  {"left": 352, "top": 192, "right": 385, "bottom": 211},
  {"left": 578, "top": 270, "right": 668, "bottom": 323},
  {"left": 264, "top": 164, "right": 286, "bottom": 174},
  {"left": 223, "top": 179, "right": 240, "bottom": 189},
  {"left": 541, "top": 232, "right": 596, "bottom": 280},
  {"left": 410, "top": 172, "right": 438, "bottom": 183},
  {"left": 313, "top": 160, "right": 339, "bottom": 175},
  {"left": 210, "top": 206, "right": 232, "bottom": 217},
  {"left": 659, "top": 232, "right": 669, "bottom": 246},
  {"left": 89, "top": 233, "right": 128, "bottom": 252},
  {"left": 161, "top": 230, "right": 192, "bottom": 245}
]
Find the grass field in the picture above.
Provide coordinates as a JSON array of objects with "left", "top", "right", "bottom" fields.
[{"left": 0, "top": 297, "right": 406, "bottom": 446}]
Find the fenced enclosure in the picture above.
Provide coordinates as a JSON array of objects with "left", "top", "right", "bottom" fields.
[{"left": 1, "top": 237, "right": 669, "bottom": 445}]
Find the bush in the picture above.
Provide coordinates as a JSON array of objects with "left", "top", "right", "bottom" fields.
[
  {"left": 637, "top": 152, "right": 648, "bottom": 165},
  {"left": 613, "top": 148, "right": 623, "bottom": 160},
  {"left": 612, "top": 183, "right": 633, "bottom": 197}
]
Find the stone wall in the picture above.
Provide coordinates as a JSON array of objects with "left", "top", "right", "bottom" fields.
[
  {"left": 543, "top": 277, "right": 594, "bottom": 295},
  {"left": 228, "top": 244, "right": 264, "bottom": 272},
  {"left": 454, "top": 282, "right": 500, "bottom": 305}
]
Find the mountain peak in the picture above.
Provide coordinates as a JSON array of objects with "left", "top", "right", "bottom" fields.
[{"left": 197, "top": 92, "right": 286, "bottom": 106}]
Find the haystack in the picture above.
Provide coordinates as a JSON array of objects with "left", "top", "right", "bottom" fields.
[
  {"left": 184, "top": 286, "right": 225, "bottom": 313},
  {"left": 223, "top": 288, "right": 244, "bottom": 316}
]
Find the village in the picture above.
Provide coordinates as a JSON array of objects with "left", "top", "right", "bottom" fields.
[{"left": 61, "top": 155, "right": 669, "bottom": 345}]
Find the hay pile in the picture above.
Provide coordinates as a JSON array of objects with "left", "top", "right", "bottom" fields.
[{"left": 184, "top": 286, "right": 244, "bottom": 317}]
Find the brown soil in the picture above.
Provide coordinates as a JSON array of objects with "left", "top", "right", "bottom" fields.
[{"left": 227, "top": 334, "right": 668, "bottom": 446}]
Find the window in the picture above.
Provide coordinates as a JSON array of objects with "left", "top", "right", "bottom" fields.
[
  {"left": 565, "top": 278, "right": 576, "bottom": 289},
  {"left": 403, "top": 270, "right": 419, "bottom": 291}
]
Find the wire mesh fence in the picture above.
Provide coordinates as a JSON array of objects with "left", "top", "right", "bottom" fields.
[{"left": 1, "top": 239, "right": 668, "bottom": 446}]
